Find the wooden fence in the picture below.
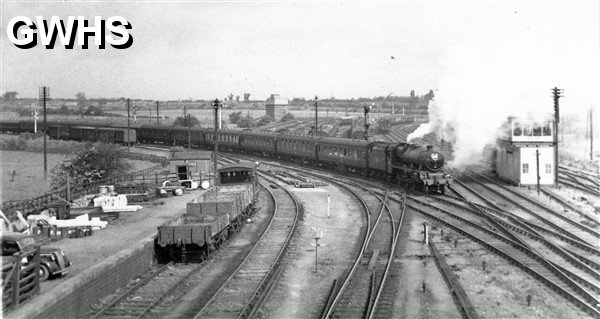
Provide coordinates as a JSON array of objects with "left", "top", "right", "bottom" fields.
[
  {"left": 1, "top": 153, "right": 169, "bottom": 219},
  {"left": 1, "top": 247, "right": 41, "bottom": 312}
]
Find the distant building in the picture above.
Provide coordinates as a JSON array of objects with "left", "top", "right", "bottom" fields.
[
  {"left": 265, "top": 94, "right": 289, "bottom": 120},
  {"left": 492, "top": 116, "right": 555, "bottom": 186}
]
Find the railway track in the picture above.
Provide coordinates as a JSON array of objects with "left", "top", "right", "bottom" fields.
[
  {"left": 91, "top": 262, "right": 203, "bottom": 319},
  {"left": 539, "top": 187, "right": 600, "bottom": 228},
  {"left": 463, "top": 169, "right": 600, "bottom": 247},
  {"left": 193, "top": 170, "right": 300, "bottom": 319},
  {"left": 305, "top": 175, "right": 403, "bottom": 319},
  {"left": 426, "top": 189, "right": 600, "bottom": 297},
  {"left": 131, "top": 147, "right": 600, "bottom": 317},
  {"left": 559, "top": 172, "right": 600, "bottom": 198},
  {"left": 321, "top": 187, "right": 398, "bottom": 319},
  {"left": 242, "top": 159, "right": 600, "bottom": 317},
  {"left": 244, "top": 161, "right": 474, "bottom": 319}
]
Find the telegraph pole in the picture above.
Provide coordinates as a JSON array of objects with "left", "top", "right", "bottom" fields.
[
  {"left": 364, "top": 103, "right": 372, "bottom": 140},
  {"left": 212, "top": 99, "right": 221, "bottom": 185},
  {"left": 188, "top": 114, "right": 191, "bottom": 149},
  {"left": 127, "top": 98, "right": 131, "bottom": 152},
  {"left": 156, "top": 101, "right": 160, "bottom": 125},
  {"left": 590, "top": 107, "right": 594, "bottom": 161},
  {"left": 551, "top": 87, "right": 563, "bottom": 187},
  {"left": 314, "top": 96, "right": 318, "bottom": 136},
  {"left": 39, "top": 87, "right": 49, "bottom": 180},
  {"left": 535, "top": 149, "right": 541, "bottom": 196}
]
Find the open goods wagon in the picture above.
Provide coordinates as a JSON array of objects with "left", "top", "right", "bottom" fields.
[{"left": 154, "top": 163, "right": 258, "bottom": 262}]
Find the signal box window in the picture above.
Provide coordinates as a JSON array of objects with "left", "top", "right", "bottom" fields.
[
  {"left": 533, "top": 125, "right": 542, "bottom": 136},
  {"left": 523, "top": 125, "right": 532, "bottom": 136},
  {"left": 543, "top": 125, "right": 552, "bottom": 136},
  {"left": 513, "top": 123, "right": 522, "bottom": 136},
  {"left": 522, "top": 163, "right": 529, "bottom": 174}
]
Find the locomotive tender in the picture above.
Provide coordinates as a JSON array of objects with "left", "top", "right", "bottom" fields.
[{"left": 0, "top": 120, "right": 452, "bottom": 193}]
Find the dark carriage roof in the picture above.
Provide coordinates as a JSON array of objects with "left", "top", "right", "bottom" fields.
[
  {"left": 170, "top": 126, "right": 204, "bottom": 133},
  {"left": 239, "top": 131, "right": 279, "bottom": 139},
  {"left": 318, "top": 137, "right": 370, "bottom": 147},
  {"left": 218, "top": 161, "right": 257, "bottom": 172},
  {"left": 71, "top": 126, "right": 98, "bottom": 129},
  {"left": 97, "top": 127, "right": 134, "bottom": 131},
  {"left": 277, "top": 134, "right": 322, "bottom": 143}
]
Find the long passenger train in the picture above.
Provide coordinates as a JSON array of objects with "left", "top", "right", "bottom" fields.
[{"left": 0, "top": 120, "right": 452, "bottom": 193}]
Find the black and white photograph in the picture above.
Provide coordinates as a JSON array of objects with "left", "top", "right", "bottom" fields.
[{"left": 1, "top": 1, "right": 598, "bottom": 318}]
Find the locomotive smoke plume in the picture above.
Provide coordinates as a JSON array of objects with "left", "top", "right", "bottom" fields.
[{"left": 407, "top": 45, "right": 570, "bottom": 168}]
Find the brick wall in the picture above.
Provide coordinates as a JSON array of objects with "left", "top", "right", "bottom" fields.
[{"left": 9, "top": 237, "right": 156, "bottom": 319}]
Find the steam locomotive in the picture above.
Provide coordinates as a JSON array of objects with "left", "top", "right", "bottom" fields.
[{"left": 0, "top": 120, "right": 453, "bottom": 193}]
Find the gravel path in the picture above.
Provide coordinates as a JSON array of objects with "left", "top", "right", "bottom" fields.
[{"left": 260, "top": 185, "right": 364, "bottom": 318}]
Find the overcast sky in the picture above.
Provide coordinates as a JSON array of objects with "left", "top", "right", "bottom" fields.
[{"left": 1, "top": 0, "right": 598, "bottom": 112}]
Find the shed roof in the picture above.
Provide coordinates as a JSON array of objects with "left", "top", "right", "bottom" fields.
[
  {"left": 218, "top": 161, "right": 257, "bottom": 172},
  {"left": 171, "top": 151, "right": 212, "bottom": 160}
]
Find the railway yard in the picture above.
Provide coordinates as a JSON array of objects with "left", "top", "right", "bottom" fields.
[{"left": 1, "top": 128, "right": 598, "bottom": 319}]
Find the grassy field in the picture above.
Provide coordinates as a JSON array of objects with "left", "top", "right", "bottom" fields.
[{"left": 0, "top": 150, "right": 158, "bottom": 203}]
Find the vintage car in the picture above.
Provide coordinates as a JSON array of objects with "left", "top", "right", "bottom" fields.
[{"left": 1, "top": 232, "right": 71, "bottom": 281}]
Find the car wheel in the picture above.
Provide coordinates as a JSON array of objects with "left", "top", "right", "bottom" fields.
[{"left": 39, "top": 265, "right": 50, "bottom": 282}]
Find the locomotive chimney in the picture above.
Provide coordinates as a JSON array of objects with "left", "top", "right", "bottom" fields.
[{"left": 426, "top": 145, "right": 433, "bottom": 151}]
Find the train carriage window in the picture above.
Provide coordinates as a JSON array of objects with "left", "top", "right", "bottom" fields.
[
  {"left": 522, "top": 163, "right": 529, "bottom": 174},
  {"left": 343, "top": 148, "right": 347, "bottom": 157},
  {"left": 513, "top": 123, "right": 522, "bottom": 136},
  {"left": 542, "top": 124, "right": 552, "bottom": 136},
  {"left": 533, "top": 125, "right": 542, "bottom": 136},
  {"left": 354, "top": 149, "right": 358, "bottom": 159}
]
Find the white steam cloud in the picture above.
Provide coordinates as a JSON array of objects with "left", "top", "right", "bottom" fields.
[{"left": 407, "top": 42, "right": 595, "bottom": 168}]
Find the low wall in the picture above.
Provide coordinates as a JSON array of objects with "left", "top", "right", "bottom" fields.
[{"left": 9, "top": 237, "right": 156, "bottom": 319}]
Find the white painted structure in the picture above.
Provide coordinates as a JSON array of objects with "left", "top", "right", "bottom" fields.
[{"left": 494, "top": 117, "right": 555, "bottom": 186}]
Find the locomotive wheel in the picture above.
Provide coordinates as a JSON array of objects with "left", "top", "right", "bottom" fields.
[
  {"left": 424, "top": 185, "right": 429, "bottom": 193},
  {"left": 440, "top": 185, "right": 446, "bottom": 194}
]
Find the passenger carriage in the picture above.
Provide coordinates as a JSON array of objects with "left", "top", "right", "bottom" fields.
[
  {"left": 316, "top": 137, "right": 372, "bottom": 173},
  {"left": 171, "top": 127, "right": 204, "bottom": 147},
  {"left": 239, "top": 131, "right": 278, "bottom": 155},
  {"left": 205, "top": 130, "right": 241, "bottom": 151},
  {"left": 139, "top": 125, "right": 171, "bottom": 144},
  {"left": 276, "top": 134, "right": 320, "bottom": 163}
]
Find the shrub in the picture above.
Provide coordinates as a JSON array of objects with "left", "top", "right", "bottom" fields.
[{"left": 281, "top": 113, "right": 295, "bottom": 122}]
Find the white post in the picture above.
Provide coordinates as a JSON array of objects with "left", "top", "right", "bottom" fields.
[
  {"left": 326, "top": 194, "right": 331, "bottom": 218},
  {"left": 34, "top": 111, "right": 38, "bottom": 133},
  {"left": 218, "top": 107, "right": 222, "bottom": 129},
  {"left": 423, "top": 223, "right": 429, "bottom": 245}
]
